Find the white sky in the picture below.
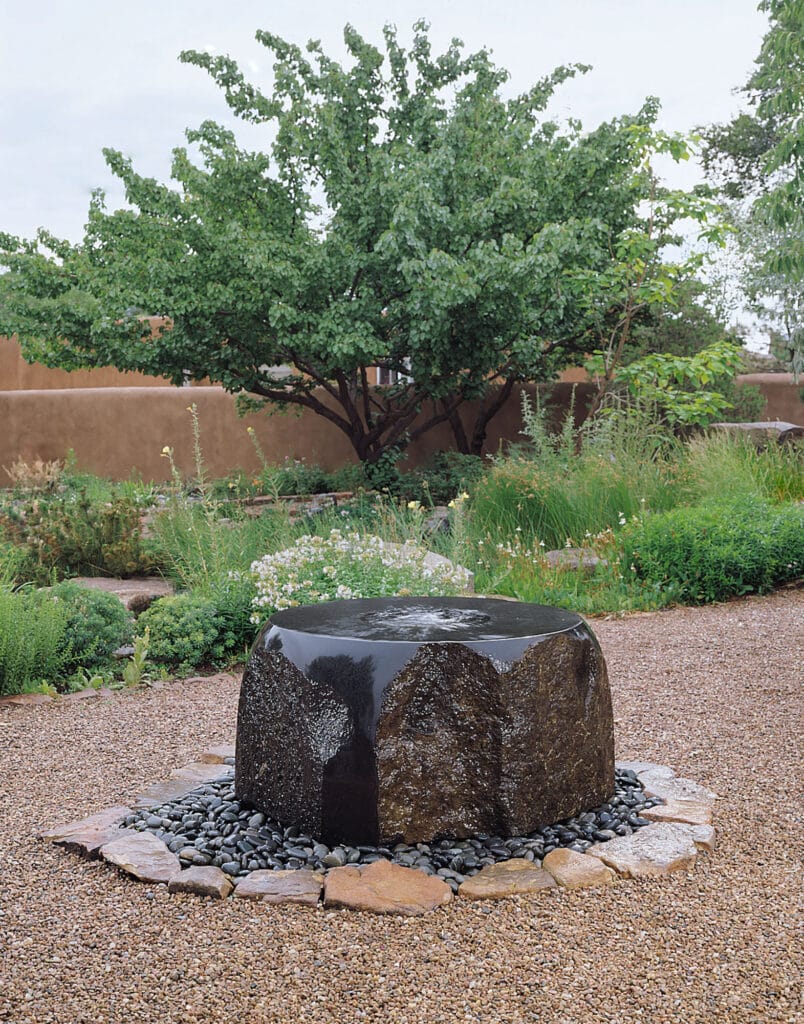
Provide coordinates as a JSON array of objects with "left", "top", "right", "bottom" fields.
[{"left": 0, "top": 0, "right": 767, "bottom": 244}]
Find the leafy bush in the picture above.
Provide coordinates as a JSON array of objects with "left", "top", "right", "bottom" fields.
[
  {"left": 623, "top": 497, "right": 804, "bottom": 604},
  {"left": 135, "top": 594, "right": 223, "bottom": 670},
  {"left": 251, "top": 529, "right": 472, "bottom": 618},
  {"left": 47, "top": 582, "right": 132, "bottom": 672},
  {"left": 135, "top": 589, "right": 254, "bottom": 671},
  {"left": 150, "top": 501, "right": 293, "bottom": 593},
  {"left": 0, "top": 489, "right": 158, "bottom": 581},
  {"left": 400, "top": 452, "right": 486, "bottom": 505},
  {"left": 0, "top": 588, "right": 70, "bottom": 695}
]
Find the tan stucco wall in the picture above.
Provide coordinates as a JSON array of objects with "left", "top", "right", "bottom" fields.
[
  {"left": 0, "top": 383, "right": 597, "bottom": 485},
  {"left": 0, "top": 361, "right": 799, "bottom": 486},
  {"left": 737, "top": 373, "right": 802, "bottom": 424},
  {"left": 0, "top": 335, "right": 177, "bottom": 390}
]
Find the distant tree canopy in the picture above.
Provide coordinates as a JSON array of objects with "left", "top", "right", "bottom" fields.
[
  {"left": 699, "top": 0, "right": 802, "bottom": 380},
  {"left": 0, "top": 23, "right": 723, "bottom": 465}
]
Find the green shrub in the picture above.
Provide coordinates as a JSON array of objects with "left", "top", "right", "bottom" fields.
[
  {"left": 683, "top": 432, "right": 804, "bottom": 505},
  {"left": 251, "top": 529, "right": 473, "bottom": 618},
  {"left": 150, "top": 501, "right": 293, "bottom": 593},
  {"left": 622, "top": 497, "right": 804, "bottom": 604},
  {"left": 0, "top": 589, "right": 70, "bottom": 695},
  {"left": 135, "top": 589, "right": 253, "bottom": 671},
  {"left": 0, "top": 489, "right": 158, "bottom": 581},
  {"left": 47, "top": 582, "right": 132, "bottom": 672},
  {"left": 400, "top": 452, "right": 486, "bottom": 505},
  {"left": 135, "top": 594, "right": 222, "bottom": 670}
]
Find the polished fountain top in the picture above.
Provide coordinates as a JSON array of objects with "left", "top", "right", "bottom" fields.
[{"left": 269, "top": 596, "right": 582, "bottom": 644}]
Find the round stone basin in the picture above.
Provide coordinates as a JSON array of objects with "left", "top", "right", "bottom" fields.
[{"left": 236, "top": 597, "right": 614, "bottom": 847}]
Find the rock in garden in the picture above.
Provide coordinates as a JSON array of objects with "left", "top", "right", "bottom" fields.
[
  {"left": 198, "top": 744, "right": 236, "bottom": 764},
  {"left": 234, "top": 869, "right": 324, "bottom": 906},
  {"left": 167, "top": 866, "right": 233, "bottom": 899},
  {"left": 323, "top": 860, "right": 452, "bottom": 916},
  {"left": 643, "top": 798, "right": 713, "bottom": 826},
  {"left": 542, "top": 848, "right": 615, "bottom": 889},
  {"left": 236, "top": 597, "right": 614, "bottom": 846},
  {"left": 587, "top": 822, "right": 699, "bottom": 878},
  {"left": 458, "top": 858, "right": 557, "bottom": 899},
  {"left": 41, "top": 806, "right": 133, "bottom": 858},
  {"left": 100, "top": 832, "right": 180, "bottom": 883}
]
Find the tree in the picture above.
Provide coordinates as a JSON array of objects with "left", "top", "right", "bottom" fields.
[
  {"left": 0, "top": 23, "right": 722, "bottom": 467},
  {"left": 699, "top": 0, "right": 803, "bottom": 380}
]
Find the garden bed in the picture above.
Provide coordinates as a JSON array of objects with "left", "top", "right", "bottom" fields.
[{"left": 1, "top": 590, "right": 799, "bottom": 1022}]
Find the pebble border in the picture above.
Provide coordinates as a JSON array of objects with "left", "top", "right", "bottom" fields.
[{"left": 41, "top": 748, "right": 718, "bottom": 915}]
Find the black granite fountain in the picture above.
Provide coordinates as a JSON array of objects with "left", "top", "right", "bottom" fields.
[{"left": 236, "top": 596, "right": 614, "bottom": 847}]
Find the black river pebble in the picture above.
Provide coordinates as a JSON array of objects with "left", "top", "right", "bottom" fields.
[{"left": 121, "top": 767, "right": 660, "bottom": 880}]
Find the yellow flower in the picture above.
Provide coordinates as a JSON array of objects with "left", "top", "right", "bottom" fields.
[{"left": 407, "top": 500, "right": 421, "bottom": 510}]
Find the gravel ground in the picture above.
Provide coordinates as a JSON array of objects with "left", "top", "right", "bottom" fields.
[{"left": 1, "top": 589, "right": 801, "bottom": 1024}]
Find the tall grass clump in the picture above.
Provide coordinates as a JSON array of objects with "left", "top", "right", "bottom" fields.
[
  {"left": 683, "top": 432, "right": 804, "bottom": 505},
  {"left": 0, "top": 588, "right": 70, "bottom": 695},
  {"left": 469, "top": 394, "right": 683, "bottom": 550}
]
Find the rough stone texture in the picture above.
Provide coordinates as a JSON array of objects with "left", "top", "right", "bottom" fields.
[
  {"left": 236, "top": 644, "right": 361, "bottom": 843},
  {"left": 543, "top": 548, "right": 607, "bottom": 574},
  {"left": 458, "top": 858, "right": 557, "bottom": 899},
  {"left": 677, "top": 823, "right": 717, "bottom": 854},
  {"left": 587, "top": 823, "right": 699, "bottom": 878},
  {"left": 100, "top": 832, "right": 180, "bottom": 883},
  {"left": 643, "top": 798, "right": 713, "bottom": 826},
  {"left": 324, "top": 861, "right": 453, "bottom": 916},
  {"left": 498, "top": 631, "right": 614, "bottom": 832},
  {"left": 40, "top": 806, "right": 133, "bottom": 858},
  {"left": 542, "top": 848, "right": 616, "bottom": 889},
  {"left": 197, "top": 744, "right": 236, "bottom": 764},
  {"left": 167, "top": 866, "right": 233, "bottom": 899},
  {"left": 133, "top": 763, "right": 233, "bottom": 808},
  {"left": 234, "top": 869, "right": 324, "bottom": 906},
  {"left": 376, "top": 645, "right": 504, "bottom": 842},
  {"left": 0, "top": 692, "right": 53, "bottom": 706},
  {"left": 69, "top": 576, "right": 174, "bottom": 612},
  {"left": 239, "top": 606, "right": 613, "bottom": 845},
  {"left": 4, "top": 591, "right": 799, "bottom": 1024},
  {"left": 638, "top": 769, "right": 719, "bottom": 807}
]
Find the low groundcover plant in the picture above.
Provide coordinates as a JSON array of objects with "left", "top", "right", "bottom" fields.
[{"left": 250, "top": 528, "right": 472, "bottom": 620}]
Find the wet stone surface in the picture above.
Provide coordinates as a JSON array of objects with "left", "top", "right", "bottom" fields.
[
  {"left": 120, "top": 766, "right": 658, "bottom": 895},
  {"left": 237, "top": 596, "right": 615, "bottom": 846}
]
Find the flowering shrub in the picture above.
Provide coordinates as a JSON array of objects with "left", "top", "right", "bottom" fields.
[{"left": 250, "top": 529, "right": 471, "bottom": 620}]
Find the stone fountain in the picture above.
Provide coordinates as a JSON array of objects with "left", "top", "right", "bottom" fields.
[{"left": 236, "top": 596, "right": 614, "bottom": 847}]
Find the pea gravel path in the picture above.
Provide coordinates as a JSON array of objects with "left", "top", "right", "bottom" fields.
[{"left": 1, "top": 589, "right": 801, "bottom": 1024}]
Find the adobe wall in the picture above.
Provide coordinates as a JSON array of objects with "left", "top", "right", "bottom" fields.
[
  {"left": 0, "top": 383, "right": 595, "bottom": 485},
  {"left": 0, "top": 335, "right": 177, "bottom": 390},
  {"left": 0, "top": 368, "right": 799, "bottom": 486},
  {"left": 737, "top": 373, "right": 803, "bottom": 424}
]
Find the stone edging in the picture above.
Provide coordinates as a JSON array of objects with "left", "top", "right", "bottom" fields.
[{"left": 41, "top": 752, "right": 717, "bottom": 916}]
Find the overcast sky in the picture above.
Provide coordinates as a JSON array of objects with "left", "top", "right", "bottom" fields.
[{"left": 1, "top": 0, "right": 766, "bottom": 245}]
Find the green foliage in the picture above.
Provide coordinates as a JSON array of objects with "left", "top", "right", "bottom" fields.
[
  {"left": 0, "top": 588, "right": 70, "bottom": 696},
  {"left": 626, "top": 281, "right": 745, "bottom": 361},
  {"left": 150, "top": 501, "right": 292, "bottom": 594},
  {"left": 699, "top": 0, "right": 802, "bottom": 379},
  {"left": 401, "top": 452, "right": 486, "bottom": 505},
  {"left": 683, "top": 431, "right": 804, "bottom": 505},
  {"left": 0, "top": 489, "right": 158, "bottom": 581},
  {"left": 623, "top": 497, "right": 803, "bottom": 604},
  {"left": 469, "top": 394, "right": 682, "bottom": 549},
  {"left": 251, "top": 529, "right": 472, "bottom": 617},
  {"left": 47, "top": 581, "right": 132, "bottom": 672},
  {"left": 0, "top": 23, "right": 722, "bottom": 464},
  {"left": 122, "top": 627, "right": 150, "bottom": 688},
  {"left": 135, "top": 594, "right": 227, "bottom": 671},
  {"left": 588, "top": 340, "right": 746, "bottom": 428}
]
